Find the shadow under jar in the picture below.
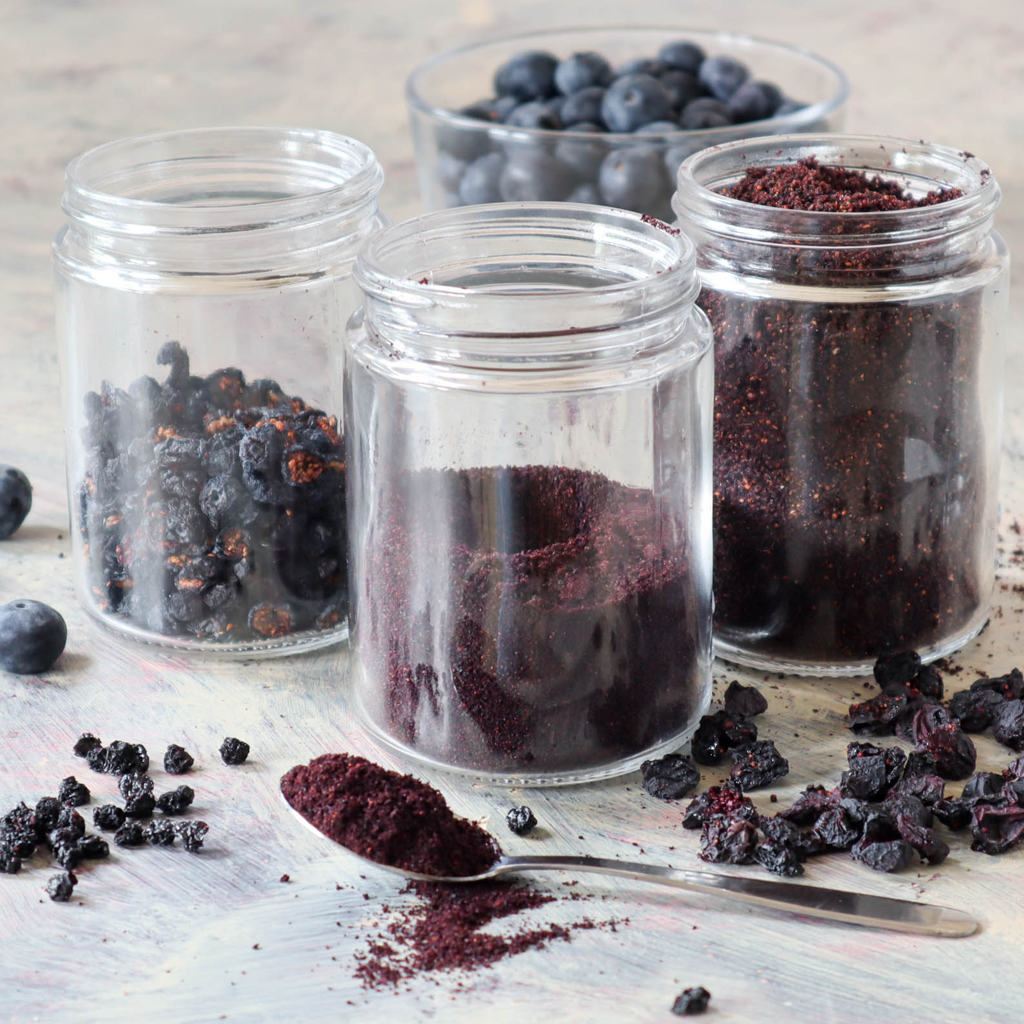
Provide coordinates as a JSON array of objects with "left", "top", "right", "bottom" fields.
[
  {"left": 673, "top": 135, "right": 1009, "bottom": 675},
  {"left": 53, "top": 127, "right": 386, "bottom": 654},
  {"left": 346, "top": 203, "right": 713, "bottom": 784}
]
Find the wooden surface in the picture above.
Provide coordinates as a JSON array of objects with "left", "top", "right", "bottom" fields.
[{"left": 2, "top": 1, "right": 1023, "bottom": 1021}]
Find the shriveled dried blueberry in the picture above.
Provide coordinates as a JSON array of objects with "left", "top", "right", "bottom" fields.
[
  {"left": 683, "top": 784, "right": 758, "bottom": 830},
  {"left": 164, "top": 744, "right": 195, "bottom": 775},
  {"left": 991, "top": 700, "right": 1024, "bottom": 751},
  {"left": 52, "top": 805, "right": 85, "bottom": 839},
  {"left": 142, "top": 820, "right": 176, "bottom": 846},
  {"left": 847, "top": 692, "right": 909, "bottom": 736},
  {"left": 73, "top": 733, "right": 103, "bottom": 758},
  {"left": 847, "top": 742, "right": 905, "bottom": 786},
  {"left": 949, "top": 688, "right": 1005, "bottom": 732},
  {"left": 0, "top": 600, "right": 67, "bottom": 674},
  {"left": 903, "top": 750, "right": 939, "bottom": 778},
  {"left": 133, "top": 744, "right": 150, "bottom": 773},
  {"left": 810, "top": 807, "right": 862, "bottom": 851},
  {"left": 0, "top": 843, "right": 21, "bottom": 873},
  {"left": 2, "top": 802, "right": 39, "bottom": 856},
  {"left": 46, "top": 871, "right": 77, "bottom": 902},
  {"left": 970, "top": 802, "right": 1024, "bottom": 854},
  {"left": 755, "top": 841, "right": 804, "bottom": 877},
  {"left": 85, "top": 745, "right": 107, "bottom": 773},
  {"left": 93, "top": 804, "right": 125, "bottom": 831},
  {"left": 840, "top": 758, "right": 889, "bottom": 801},
  {"left": 671, "top": 986, "right": 711, "bottom": 1016},
  {"left": 882, "top": 793, "right": 932, "bottom": 829},
  {"left": 640, "top": 753, "right": 700, "bottom": 800},
  {"left": 729, "top": 740, "right": 789, "bottom": 791},
  {"left": 779, "top": 785, "right": 832, "bottom": 825},
  {"left": 894, "top": 814, "right": 948, "bottom": 865},
  {"left": 34, "top": 796, "right": 63, "bottom": 832},
  {"left": 723, "top": 681, "right": 768, "bottom": 718},
  {"left": 58, "top": 776, "right": 90, "bottom": 807},
  {"left": 114, "top": 821, "right": 146, "bottom": 847},
  {"left": 911, "top": 665, "right": 944, "bottom": 700},
  {"left": 689, "top": 715, "right": 726, "bottom": 766},
  {"left": 873, "top": 650, "right": 922, "bottom": 689},
  {"left": 120, "top": 772, "right": 156, "bottom": 818},
  {"left": 77, "top": 834, "right": 110, "bottom": 860},
  {"left": 970, "top": 668, "right": 1024, "bottom": 702},
  {"left": 175, "top": 820, "right": 209, "bottom": 853},
  {"left": 156, "top": 786, "right": 195, "bottom": 816},
  {"left": 910, "top": 706, "right": 976, "bottom": 780},
  {"left": 699, "top": 815, "right": 758, "bottom": 865},
  {"left": 932, "top": 798, "right": 972, "bottom": 831},
  {"left": 103, "top": 740, "right": 143, "bottom": 776},
  {"left": 50, "top": 830, "right": 84, "bottom": 869},
  {"left": 220, "top": 737, "right": 250, "bottom": 765},
  {"left": 850, "top": 814, "right": 915, "bottom": 872},
  {"left": 887, "top": 774, "right": 945, "bottom": 806}
]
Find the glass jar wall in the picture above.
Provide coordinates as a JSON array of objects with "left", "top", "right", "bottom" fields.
[
  {"left": 673, "top": 135, "right": 1009, "bottom": 675},
  {"left": 53, "top": 127, "right": 385, "bottom": 653},
  {"left": 346, "top": 202, "right": 714, "bottom": 784}
]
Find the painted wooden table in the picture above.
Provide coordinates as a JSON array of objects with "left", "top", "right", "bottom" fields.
[{"left": 2, "top": 1, "right": 1022, "bottom": 1021}]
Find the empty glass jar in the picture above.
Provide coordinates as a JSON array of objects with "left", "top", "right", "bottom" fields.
[
  {"left": 54, "top": 127, "right": 385, "bottom": 653},
  {"left": 346, "top": 202, "right": 714, "bottom": 784},
  {"left": 673, "top": 134, "right": 1009, "bottom": 675}
]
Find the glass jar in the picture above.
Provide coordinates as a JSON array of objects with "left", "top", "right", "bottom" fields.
[
  {"left": 346, "top": 203, "right": 713, "bottom": 784},
  {"left": 673, "top": 134, "right": 1009, "bottom": 675},
  {"left": 53, "top": 127, "right": 386, "bottom": 654}
]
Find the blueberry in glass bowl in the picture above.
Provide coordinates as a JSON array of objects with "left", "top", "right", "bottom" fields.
[{"left": 406, "top": 27, "right": 848, "bottom": 220}]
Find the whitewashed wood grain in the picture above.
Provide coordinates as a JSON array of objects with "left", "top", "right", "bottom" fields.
[{"left": 2, "top": 1, "right": 1023, "bottom": 1022}]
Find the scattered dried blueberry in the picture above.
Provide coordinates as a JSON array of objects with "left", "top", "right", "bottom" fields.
[
  {"left": 682, "top": 784, "right": 758, "bottom": 830},
  {"left": 73, "top": 733, "right": 102, "bottom": 758},
  {"left": 114, "top": 821, "right": 146, "bottom": 847},
  {"left": 671, "top": 986, "right": 711, "bottom": 1016},
  {"left": 971, "top": 668, "right": 1024, "bottom": 702},
  {"left": 175, "top": 820, "right": 209, "bottom": 853},
  {"left": 101, "top": 740, "right": 146, "bottom": 776},
  {"left": 729, "top": 740, "right": 789, "bottom": 791},
  {"left": 58, "top": 776, "right": 90, "bottom": 807},
  {"left": 156, "top": 786, "right": 195, "bottom": 816},
  {"left": 970, "top": 802, "right": 1024, "bottom": 854},
  {"left": 2, "top": 802, "right": 40, "bottom": 856},
  {"left": 34, "top": 796, "right": 63, "bottom": 832},
  {"left": 76, "top": 834, "right": 110, "bottom": 860},
  {"left": 850, "top": 813, "right": 915, "bottom": 873},
  {"left": 85, "top": 745, "right": 108, "bottom": 773},
  {"left": 219, "top": 737, "right": 250, "bottom": 765},
  {"left": 46, "top": 871, "right": 77, "bottom": 902},
  {"left": 949, "top": 687, "right": 1005, "bottom": 732},
  {"left": 0, "top": 599, "right": 67, "bottom": 674},
  {"left": 723, "top": 681, "right": 768, "bottom": 718},
  {"left": 699, "top": 815, "right": 758, "bottom": 865},
  {"left": 119, "top": 772, "right": 156, "bottom": 818},
  {"left": 873, "top": 650, "right": 922, "bottom": 689},
  {"left": 93, "top": 804, "right": 125, "bottom": 831},
  {"left": 689, "top": 715, "right": 727, "bottom": 766},
  {"left": 640, "top": 753, "right": 700, "bottom": 801},
  {"left": 50, "top": 830, "right": 84, "bottom": 869},
  {"left": 164, "top": 744, "right": 195, "bottom": 775},
  {"left": 0, "top": 465, "right": 32, "bottom": 539},
  {"left": 754, "top": 840, "right": 804, "bottom": 877},
  {"left": 142, "top": 821, "right": 176, "bottom": 846},
  {"left": 0, "top": 843, "right": 21, "bottom": 874},
  {"left": 991, "top": 700, "right": 1024, "bottom": 751},
  {"left": 506, "top": 806, "right": 537, "bottom": 836}
]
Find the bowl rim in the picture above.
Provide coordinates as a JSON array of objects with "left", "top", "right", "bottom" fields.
[{"left": 405, "top": 25, "right": 850, "bottom": 146}]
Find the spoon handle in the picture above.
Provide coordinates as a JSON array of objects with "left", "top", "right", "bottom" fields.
[{"left": 493, "top": 855, "right": 976, "bottom": 937}]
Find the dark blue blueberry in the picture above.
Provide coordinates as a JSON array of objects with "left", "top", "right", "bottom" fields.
[
  {"left": 679, "top": 97, "right": 733, "bottom": 129},
  {"left": 458, "top": 152, "right": 505, "bottom": 205},
  {"left": 657, "top": 40, "right": 707, "bottom": 75},
  {"left": 616, "top": 57, "right": 666, "bottom": 78},
  {"left": 0, "top": 600, "right": 66, "bottom": 674},
  {"left": 601, "top": 74, "right": 672, "bottom": 133},
  {"left": 436, "top": 150, "right": 469, "bottom": 190},
  {"left": 437, "top": 111, "right": 492, "bottom": 163},
  {"left": 220, "top": 737, "right": 250, "bottom": 765},
  {"left": 164, "top": 744, "right": 195, "bottom": 775},
  {"left": 499, "top": 151, "right": 577, "bottom": 201},
  {"left": 635, "top": 120, "right": 680, "bottom": 135},
  {"left": 493, "top": 50, "right": 558, "bottom": 101},
  {"left": 598, "top": 146, "right": 671, "bottom": 213},
  {"left": 560, "top": 86, "right": 606, "bottom": 127},
  {"left": 0, "top": 466, "right": 31, "bottom": 540},
  {"left": 665, "top": 140, "right": 711, "bottom": 178},
  {"left": 554, "top": 131, "right": 607, "bottom": 179},
  {"left": 505, "top": 100, "right": 562, "bottom": 130},
  {"left": 698, "top": 54, "right": 750, "bottom": 101},
  {"left": 566, "top": 182, "right": 602, "bottom": 205},
  {"left": 554, "top": 51, "right": 613, "bottom": 94},
  {"left": 727, "top": 80, "right": 784, "bottom": 122},
  {"left": 658, "top": 70, "right": 702, "bottom": 111}
]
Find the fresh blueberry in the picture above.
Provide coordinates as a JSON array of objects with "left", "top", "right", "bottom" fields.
[
  {"left": 566, "top": 182, "right": 602, "bottom": 205},
  {"left": 598, "top": 146, "right": 671, "bottom": 213},
  {"left": 560, "top": 87, "right": 606, "bottom": 127},
  {"left": 664, "top": 140, "right": 708, "bottom": 178},
  {"left": 499, "top": 151, "right": 577, "bottom": 201},
  {"left": 554, "top": 51, "right": 613, "bottom": 94},
  {"left": 616, "top": 57, "right": 666, "bottom": 78},
  {"left": 459, "top": 153, "right": 506, "bottom": 205},
  {"left": 658, "top": 70, "right": 702, "bottom": 111},
  {"left": 0, "top": 600, "right": 67, "bottom": 674},
  {"left": 505, "top": 100, "right": 562, "bottom": 130},
  {"left": 657, "top": 40, "right": 707, "bottom": 75},
  {"left": 436, "top": 150, "right": 469, "bottom": 190},
  {"left": 635, "top": 120, "right": 680, "bottom": 135},
  {"left": 601, "top": 74, "right": 672, "bottom": 133},
  {"left": 554, "top": 130, "right": 608, "bottom": 179},
  {"left": 698, "top": 54, "right": 750, "bottom": 101},
  {"left": 727, "top": 80, "right": 784, "bottom": 122},
  {"left": 0, "top": 466, "right": 31, "bottom": 540},
  {"left": 436, "top": 118, "right": 490, "bottom": 163},
  {"left": 493, "top": 50, "right": 558, "bottom": 101},
  {"left": 679, "top": 97, "right": 733, "bottom": 129}
]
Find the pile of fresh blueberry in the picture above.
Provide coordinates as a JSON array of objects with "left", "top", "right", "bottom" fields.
[{"left": 433, "top": 41, "right": 801, "bottom": 219}]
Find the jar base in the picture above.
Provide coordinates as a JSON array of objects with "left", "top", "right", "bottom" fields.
[
  {"left": 84, "top": 603, "right": 348, "bottom": 658},
  {"left": 712, "top": 609, "right": 990, "bottom": 677}
]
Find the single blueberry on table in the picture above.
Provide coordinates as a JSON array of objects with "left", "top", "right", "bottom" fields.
[
  {"left": 658, "top": 70, "right": 702, "bottom": 111},
  {"left": 0, "top": 466, "right": 31, "bottom": 539},
  {"left": 658, "top": 40, "right": 707, "bottom": 75},
  {"left": 458, "top": 152, "right": 505, "bottom": 205},
  {"left": 601, "top": 74, "right": 672, "bottom": 133},
  {"left": 0, "top": 600, "right": 67, "bottom": 674},
  {"left": 598, "top": 146, "right": 671, "bottom": 213},
  {"left": 554, "top": 51, "right": 613, "bottom": 94},
  {"left": 698, "top": 54, "right": 750, "bottom": 101},
  {"left": 679, "top": 97, "right": 733, "bottom": 129},
  {"left": 559, "top": 86, "right": 606, "bottom": 127},
  {"left": 493, "top": 50, "right": 558, "bottom": 101},
  {"left": 727, "top": 80, "right": 784, "bottom": 122}
]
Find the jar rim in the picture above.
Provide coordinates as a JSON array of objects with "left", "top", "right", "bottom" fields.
[
  {"left": 672, "top": 134, "right": 1001, "bottom": 245},
  {"left": 62, "top": 126, "right": 384, "bottom": 234}
]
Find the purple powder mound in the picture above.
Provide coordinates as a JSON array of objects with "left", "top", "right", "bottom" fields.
[
  {"left": 280, "top": 753, "right": 499, "bottom": 878},
  {"left": 359, "top": 465, "right": 706, "bottom": 774}
]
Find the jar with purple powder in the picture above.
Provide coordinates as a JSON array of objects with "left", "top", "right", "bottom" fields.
[
  {"left": 346, "top": 203, "right": 713, "bottom": 783},
  {"left": 673, "top": 134, "right": 1009, "bottom": 675}
]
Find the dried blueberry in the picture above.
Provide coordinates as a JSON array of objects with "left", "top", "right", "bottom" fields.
[
  {"left": 949, "top": 687, "right": 1005, "bottom": 732},
  {"left": 847, "top": 692, "right": 909, "bottom": 736},
  {"left": 58, "top": 776, "right": 90, "bottom": 807},
  {"left": 46, "top": 871, "right": 78, "bottom": 902},
  {"left": 640, "top": 754, "right": 700, "bottom": 801},
  {"left": 729, "top": 740, "right": 789, "bottom": 791},
  {"left": 85, "top": 745, "right": 108, "bottom": 773},
  {"left": 114, "top": 821, "right": 146, "bottom": 847},
  {"left": 911, "top": 665, "right": 944, "bottom": 700},
  {"left": 93, "top": 804, "right": 125, "bottom": 832},
  {"left": 699, "top": 815, "right": 758, "bottom": 864},
  {"left": 970, "top": 802, "right": 1024, "bottom": 855},
  {"left": 175, "top": 820, "right": 209, "bottom": 853},
  {"left": 932, "top": 798, "right": 972, "bottom": 831},
  {"left": 77, "top": 834, "right": 110, "bottom": 860},
  {"left": 102, "top": 740, "right": 144, "bottom": 776},
  {"left": 1, "top": 802, "right": 38, "bottom": 857},
  {"left": 164, "top": 744, "right": 195, "bottom": 775},
  {"left": 887, "top": 774, "right": 945, "bottom": 806},
  {"left": 723, "top": 681, "right": 768, "bottom": 718},
  {"left": 219, "top": 737, "right": 250, "bottom": 765},
  {"left": 873, "top": 650, "right": 923, "bottom": 689},
  {"left": 0, "top": 599, "right": 67, "bottom": 674},
  {"left": 156, "top": 786, "right": 195, "bottom": 816},
  {"left": 504, "top": 805, "right": 537, "bottom": 836},
  {"left": 0, "top": 465, "right": 32, "bottom": 539},
  {"left": 682, "top": 784, "right": 757, "bottom": 830},
  {"left": 142, "top": 820, "right": 176, "bottom": 846},
  {"left": 810, "top": 807, "right": 862, "bottom": 851},
  {"left": 35, "top": 796, "right": 63, "bottom": 832},
  {"left": 689, "top": 715, "right": 726, "bottom": 766},
  {"left": 755, "top": 841, "right": 804, "bottom": 877},
  {"left": 671, "top": 986, "right": 711, "bottom": 1016},
  {"left": 970, "top": 668, "right": 1024, "bottom": 702},
  {"left": 850, "top": 813, "right": 915, "bottom": 872},
  {"left": 120, "top": 772, "right": 156, "bottom": 818},
  {"left": 991, "top": 699, "right": 1024, "bottom": 751},
  {"left": 0, "top": 843, "right": 21, "bottom": 874},
  {"left": 52, "top": 805, "right": 85, "bottom": 839},
  {"left": 50, "top": 830, "right": 84, "bottom": 869},
  {"left": 73, "top": 733, "right": 102, "bottom": 758},
  {"left": 779, "top": 785, "right": 832, "bottom": 826}
]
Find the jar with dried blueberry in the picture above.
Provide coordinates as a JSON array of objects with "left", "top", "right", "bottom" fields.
[
  {"left": 54, "top": 127, "right": 386, "bottom": 652},
  {"left": 673, "top": 135, "right": 1009, "bottom": 674},
  {"left": 347, "top": 203, "right": 713, "bottom": 782}
]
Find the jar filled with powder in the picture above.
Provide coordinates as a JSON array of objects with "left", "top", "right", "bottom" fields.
[{"left": 346, "top": 203, "right": 713, "bottom": 783}]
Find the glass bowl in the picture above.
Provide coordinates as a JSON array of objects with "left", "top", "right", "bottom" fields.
[{"left": 406, "top": 27, "right": 849, "bottom": 220}]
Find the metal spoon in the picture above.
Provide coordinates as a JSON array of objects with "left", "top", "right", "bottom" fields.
[{"left": 283, "top": 799, "right": 976, "bottom": 938}]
